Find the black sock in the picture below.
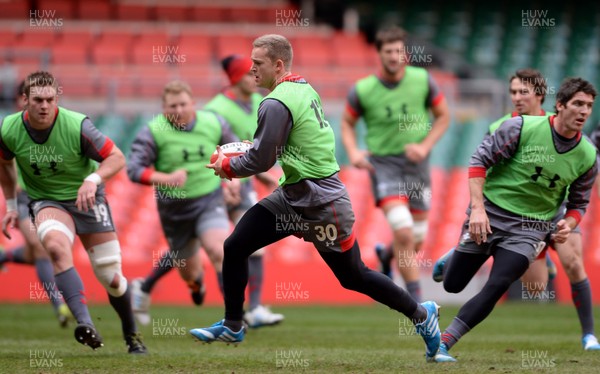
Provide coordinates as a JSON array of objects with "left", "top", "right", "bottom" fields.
[
  {"left": 223, "top": 319, "right": 243, "bottom": 332},
  {"left": 410, "top": 304, "right": 428, "bottom": 323},
  {"left": 141, "top": 252, "right": 173, "bottom": 293},
  {"left": 108, "top": 285, "right": 137, "bottom": 337}
]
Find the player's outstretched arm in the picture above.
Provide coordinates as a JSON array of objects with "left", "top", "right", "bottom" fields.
[
  {"left": 341, "top": 109, "right": 373, "bottom": 171},
  {"left": 0, "top": 158, "right": 18, "bottom": 239},
  {"left": 95, "top": 145, "right": 126, "bottom": 182}
]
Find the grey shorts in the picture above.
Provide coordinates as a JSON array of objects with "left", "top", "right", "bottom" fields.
[
  {"left": 17, "top": 190, "right": 31, "bottom": 222},
  {"left": 159, "top": 191, "right": 230, "bottom": 259},
  {"left": 29, "top": 194, "right": 115, "bottom": 235},
  {"left": 227, "top": 181, "right": 257, "bottom": 214},
  {"left": 369, "top": 154, "right": 431, "bottom": 211},
  {"left": 455, "top": 220, "right": 546, "bottom": 264},
  {"left": 259, "top": 188, "right": 356, "bottom": 253}
]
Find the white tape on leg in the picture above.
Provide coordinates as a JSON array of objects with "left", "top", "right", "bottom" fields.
[
  {"left": 88, "top": 240, "right": 127, "bottom": 297},
  {"left": 37, "top": 219, "right": 75, "bottom": 244}
]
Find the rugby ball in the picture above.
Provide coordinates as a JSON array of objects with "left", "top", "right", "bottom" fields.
[{"left": 210, "top": 142, "right": 252, "bottom": 163}]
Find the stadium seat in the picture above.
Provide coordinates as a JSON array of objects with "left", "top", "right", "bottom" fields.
[
  {"left": 176, "top": 33, "right": 213, "bottom": 66},
  {"left": 116, "top": 3, "right": 151, "bottom": 21},
  {"left": 155, "top": 5, "right": 188, "bottom": 22},
  {"left": 294, "top": 36, "right": 332, "bottom": 67},
  {"left": 57, "top": 29, "right": 95, "bottom": 46},
  {"left": 136, "top": 65, "right": 171, "bottom": 97},
  {"left": 37, "top": 0, "right": 75, "bottom": 19},
  {"left": 0, "top": 29, "right": 18, "bottom": 47},
  {"left": 0, "top": 0, "right": 28, "bottom": 19},
  {"left": 51, "top": 64, "right": 98, "bottom": 96},
  {"left": 331, "top": 32, "right": 372, "bottom": 68},
  {"left": 96, "top": 65, "right": 136, "bottom": 97},
  {"left": 215, "top": 34, "right": 253, "bottom": 60},
  {"left": 92, "top": 30, "right": 136, "bottom": 65},
  {"left": 228, "top": 6, "right": 265, "bottom": 23},
  {"left": 132, "top": 32, "right": 179, "bottom": 66},
  {"left": 51, "top": 44, "right": 88, "bottom": 64},
  {"left": 78, "top": 0, "right": 112, "bottom": 20},
  {"left": 190, "top": 6, "right": 226, "bottom": 22},
  {"left": 20, "top": 29, "right": 59, "bottom": 47}
]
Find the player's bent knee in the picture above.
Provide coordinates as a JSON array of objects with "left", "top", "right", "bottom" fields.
[
  {"left": 88, "top": 240, "right": 127, "bottom": 297},
  {"left": 443, "top": 278, "right": 467, "bottom": 294},
  {"left": 37, "top": 219, "right": 74, "bottom": 245},
  {"left": 412, "top": 220, "right": 428, "bottom": 243},
  {"left": 386, "top": 205, "right": 413, "bottom": 231}
]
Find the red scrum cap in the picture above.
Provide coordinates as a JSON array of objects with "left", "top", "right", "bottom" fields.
[{"left": 221, "top": 55, "right": 253, "bottom": 85}]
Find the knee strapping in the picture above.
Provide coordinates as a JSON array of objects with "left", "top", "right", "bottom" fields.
[
  {"left": 385, "top": 205, "right": 413, "bottom": 230},
  {"left": 412, "top": 220, "right": 428, "bottom": 242},
  {"left": 88, "top": 240, "right": 127, "bottom": 297},
  {"left": 37, "top": 219, "right": 75, "bottom": 244}
]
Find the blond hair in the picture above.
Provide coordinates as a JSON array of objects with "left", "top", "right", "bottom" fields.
[
  {"left": 253, "top": 34, "right": 293, "bottom": 70},
  {"left": 162, "top": 80, "right": 193, "bottom": 102}
]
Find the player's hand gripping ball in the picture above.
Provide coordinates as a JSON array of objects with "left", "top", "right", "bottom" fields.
[{"left": 210, "top": 142, "right": 252, "bottom": 163}]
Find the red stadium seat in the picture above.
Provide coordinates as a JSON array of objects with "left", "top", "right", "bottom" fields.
[
  {"left": 116, "top": 3, "right": 151, "bottom": 21},
  {"left": 91, "top": 43, "right": 129, "bottom": 65},
  {"left": 51, "top": 43, "right": 88, "bottom": 64},
  {"left": 51, "top": 64, "right": 98, "bottom": 96},
  {"left": 190, "top": 6, "right": 225, "bottom": 22},
  {"left": 78, "top": 1, "right": 111, "bottom": 20},
  {"left": 97, "top": 29, "right": 136, "bottom": 45},
  {"left": 96, "top": 65, "right": 136, "bottom": 96},
  {"left": 57, "top": 29, "right": 95, "bottom": 45},
  {"left": 176, "top": 33, "right": 213, "bottom": 66},
  {"left": 137, "top": 65, "right": 171, "bottom": 97},
  {"left": 293, "top": 36, "right": 333, "bottom": 67},
  {"left": 331, "top": 32, "right": 373, "bottom": 67},
  {"left": 10, "top": 46, "right": 51, "bottom": 65},
  {"left": 37, "top": 0, "right": 75, "bottom": 19},
  {"left": 215, "top": 35, "right": 253, "bottom": 60},
  {"left": 155, "top": 5, "right": 189, "bottom": 22},
  {"left": 20, "top": 29, "right": 59, "bottom": 47},
  {"left": 0, "top": 29, "right": 18, "bottom": 47},
  {"left": 92, "top": 30, "right": 135, "bottom": 65},
  {"left": 228, "top": 7, "right": 264, "bottom": 23},
  {"left": 0, "top": 0, "right": 29, "bottom": 19}
]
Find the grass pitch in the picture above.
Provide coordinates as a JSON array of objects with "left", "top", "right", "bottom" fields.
[{"left": 1, "top": 302, "right": 599, "bottom": 373}]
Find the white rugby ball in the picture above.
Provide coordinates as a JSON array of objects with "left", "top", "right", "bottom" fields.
[{"left": 210, "top": 142, "right": 252, "bottom": 163}]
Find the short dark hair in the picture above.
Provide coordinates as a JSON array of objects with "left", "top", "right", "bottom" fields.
[
  {"left": 555, "top": 77, "right": 597, "bottom": 112},
  {"left": 510, "top": 68, "right": 547, "bottom": 104},
  {"left": 23, "top": 71, "right": 58, "bottom": 98},
  {"left": 16, "top": 80, "right": 26, "bottom": 97},
  {"left": 375, "top": 26, "right": 407, "bottom": 51}
]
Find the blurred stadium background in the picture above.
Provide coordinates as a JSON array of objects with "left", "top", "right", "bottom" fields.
[{"left": 1, "top": 0, "right": 599, "bottom": 306}]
